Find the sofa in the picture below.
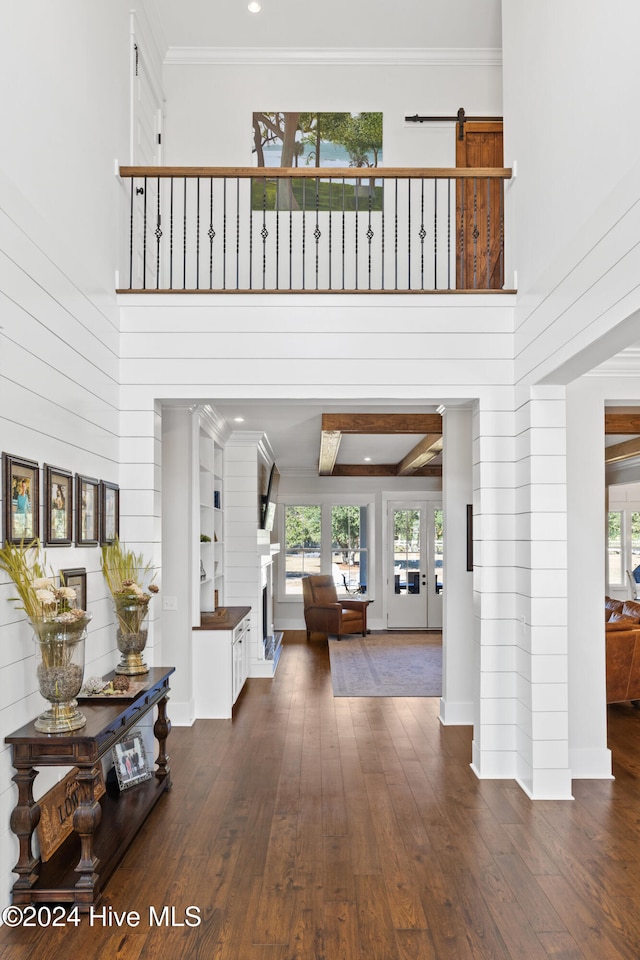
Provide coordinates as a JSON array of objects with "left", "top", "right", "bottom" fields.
[{"left": 605, "top": 598, "right": 640, "bottom": 703}]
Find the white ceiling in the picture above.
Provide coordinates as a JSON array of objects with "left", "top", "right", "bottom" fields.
[{"left": 150, "top": 0, "right": 502, "bottom": 52}]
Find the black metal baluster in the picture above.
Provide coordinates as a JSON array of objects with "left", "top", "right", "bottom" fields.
[
  {"left": 302, "top": 177, "right": 306, "bottom": 290},
  {"left": 223, "top": 178, "right": 227, "bottom": 290},
  {"left": 249, "top": 177, "right": 253, "bottom": 290},
  {"left": 128, "top": 178, "right": 134, "bottom": 289},
  {"left": 459, "top": 176, "right": 465, "bottom": 289},
  {"left": 434, "top": 178, "right": 438, "bottom": 290},
  {"left": 314, "top": 177, "right": 320, "bottom": 290},
  {"left": 155, "top": 176, "right": 162, "bottom": 289},
  {"left": 419, "top": 177, "right": 425, "bottom": 290},
  {"left": 183, "top": 178, "right": 187, "bottom": 290},
  {"left": 142, "top": 176, "right": 148, "bottom": 290},
  {"left": 381, "top": 176, "right": 385, "bottom": 291},
  {"left": 499, "top": 176, "right": 505, "bottom": 287},
  {"left": 289, "top": 182, "right": 293, "bottom": 290},
  {"left": 236, "top": 178, "right": 240, "bottom": 290},
  {"left": 196, "top": 178, "right": 200, "bottom": 290},
  {"left": 342, "top": 179, "right": 346, "bottom": 290},
  {"left": 473, "top": 177, "right": 478, "bottom": 290},
  {"left": 394, "top": 179, "right": 398, "bottom": 291},
  {"left": 447, "top": 178, "right": 451, "bottom": 290},
  {"left": 209, "top": 177, "right": 214, "bottom": 289},
  {"left": 275, "top": 180, "right": 280, "bottom": 290},
  {"left": 486, "top": 176, "right": 491, "bottom": 289},
  {"left": 328, "top": 178, "right": 332, "bottom": 290},
  {"left": 354, "top": 176, "right": 359, "bottom": 291},
  {"left": 367, "top": 185, "right": 373, "bottom": 291},
  {"left": 261, "top": 178, "right": 268, "bottom": 290},
  {"left": 169, "top": 178, "right": 174, "bottom": 290},
  {"left": 407, "top": 178, "right": 411, "bottom": 291}
]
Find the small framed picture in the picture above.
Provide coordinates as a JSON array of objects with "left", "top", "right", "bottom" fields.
[
  {"left": 76, "top": 475, "right": 99, "bottom": 546},
  {"left": 100, "top": 481, "right": 120, "bottom": 545},
  {"left": 112, "top": 730, "right": 152, "bottom": 790},
  {"left": 44, "top": 465, "right": 73, "bottom": 546},
  {"left": 60, "top": 567, "right": 87, "bottom": 612},
  {"left": 3, "top": 453, "right": 39, "bottom": 544}
]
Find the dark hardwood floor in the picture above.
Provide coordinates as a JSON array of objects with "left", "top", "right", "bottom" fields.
[{"left": 3, "top": 630, "right": 640, "bottom": 959}]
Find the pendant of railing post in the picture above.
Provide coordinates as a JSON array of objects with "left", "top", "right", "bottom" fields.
[
  {"left": 169, "top": 178, "right": 174, "bottom": 290},
  {"left": 183, "top": 178, "right": 187, "bottom": 290},
  {"left": 142, "top": 176, "right": 148, "bottom": 290},
  {"left": 236, "top": 178, "right": 240, "bottom": 290},
  {"left": 129, "top": 178, "right": 134, "bottom": 289},
  {"left": 156, "top": 176, "right": 161, "bottom": 290}
]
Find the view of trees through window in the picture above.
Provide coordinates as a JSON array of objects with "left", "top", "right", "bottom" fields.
[{"left": 284, "top": 504, "right": 367, "bottom": 595}]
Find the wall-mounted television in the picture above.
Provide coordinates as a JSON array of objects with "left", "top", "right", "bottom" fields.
[{"left": 260, "top": 462, "right": 280, "bottom": 531}]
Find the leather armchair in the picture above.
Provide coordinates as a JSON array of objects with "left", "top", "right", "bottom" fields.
[{"left": 302, "top": 574, "right": 370, "bottom": 640}]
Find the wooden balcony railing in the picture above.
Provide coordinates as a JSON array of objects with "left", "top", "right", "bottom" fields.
[{"left": 118, "top": 166, "right": 513, "bottom": 294}]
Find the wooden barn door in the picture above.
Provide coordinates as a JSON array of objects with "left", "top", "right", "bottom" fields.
[{"left": 456, "top": 122, "right": 504, "bottom": 289}]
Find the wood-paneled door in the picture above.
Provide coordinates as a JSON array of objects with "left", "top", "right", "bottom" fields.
[{"left": 456, "top": 121, "right": 504, "bottom": 289}]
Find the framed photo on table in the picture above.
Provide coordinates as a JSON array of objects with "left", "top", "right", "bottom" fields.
[
  {"left": 3, "top": 453, "right": 39, "bottom": 544},
  {"left": 99, "top": 481, "right": 119, "bottom": 545},
  {"left": 76, "top": 474, "right": 99, "bottom": 546},
  {"left": 112, "top": 730, "right": 152, "bottom": 790},
  {"left": 44, "top": 465, "right": 73, "bottom": 546}
]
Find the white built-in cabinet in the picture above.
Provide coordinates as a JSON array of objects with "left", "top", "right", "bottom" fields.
[
  {"left": 193, "top": 607, "right": 251, "bottom": 718},
  {"left": 193, "top": 410, "right": 225, "bottom": 621}
]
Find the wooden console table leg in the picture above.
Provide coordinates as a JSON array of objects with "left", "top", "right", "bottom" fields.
[
  {"left": 72, "top": 764, "right": 103, "bottom": 907},
  {"left": 9, "top": 764, "right": 40, "bottom": 897},
  {"left": 154, "top": 694, "right": 172, "bottom": 787}
]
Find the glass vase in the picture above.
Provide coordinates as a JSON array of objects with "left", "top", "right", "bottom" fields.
[
  {"left": 32, "top": 619, "right": 89, "bottom": 733},
  {"left": 114, "top": 596, "right": 150, "bottom": 675}
]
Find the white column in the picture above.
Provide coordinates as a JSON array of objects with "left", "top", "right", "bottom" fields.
[
  {"left": 440, "top": 404, "right": 474, "bottom": 725},
  {"left": 514, "top": 385, "right": 572, "bottom": 799},
  {"left": 567, "top": 380, "right": 611, "bottom": 778},
  {"left": 470, "top": 395, "right": 518, "bottom": 780}
]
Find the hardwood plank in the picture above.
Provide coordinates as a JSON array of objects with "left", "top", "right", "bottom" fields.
[{"left": 354, "top": 875, "right": 398, "bottom": 960}]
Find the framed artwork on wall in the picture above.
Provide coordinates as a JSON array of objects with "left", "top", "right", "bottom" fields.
[
  {"left": 76, "top": 474, "right": 99, "bottom": 546},
  {"left": 3, "top": 453, "right": 39, "bottom": 544},
  {"left": 60, "top": 567, "right": 87, "bottom": 612},
  {"left": 99, "top": 481, "right": 119, "bottom": 545},
  {"left": 44, "top": 465, "right": 73, "bottom": 546}
]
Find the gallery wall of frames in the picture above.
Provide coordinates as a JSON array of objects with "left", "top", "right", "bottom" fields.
[{"left": 2, "top": 451, "right": 119, "bottom": 549}]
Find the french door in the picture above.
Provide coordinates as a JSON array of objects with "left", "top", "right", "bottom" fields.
[{"left": 387, "top": 501, "right": 443, "bottom": 629}]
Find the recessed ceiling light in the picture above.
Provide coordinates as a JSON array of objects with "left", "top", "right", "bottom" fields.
[
  {"left": 234, "top": 416, "right": 245, "bottom": 422},
  {"left": 364, "top": 456, "right": 372, "bottom": 462},
  {"left": 248, "top": 1, "right": 261, "bottom": 12}
]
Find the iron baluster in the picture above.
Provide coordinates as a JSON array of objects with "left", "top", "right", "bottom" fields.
[
  {"left": 236, "top": 178, "right": 240, "bottom": 290},
  {"left": 499, "top": 175, "right": 505, "bottom": 288},
  {"left": 314, "top": 177, "right": 320, "bottom": 291},
  {"left": 459, "top": 175, "right": 465, "bottom": 289},
  {"left": 407, "top": 178, "right": 411, "bottom": 291},
  {"left": 142, "top": 176, "right": 148, "bottom": 290},
  {"left": 341, "top": 179, "right": 346, "bottom": 291},
  {"left": 155, "top": 176, "right": 162, "bottom": 289},
  {"left": 328, "top": 179, "right": 332, "bottom": 290},
  {"left": 196, "top": 178, "right": 200, "bottom": 290},
  {"left": 289, "top": 183, "right": 293, "bottom": 291},
  {"left": 381, "top": 176, "right": 385, "bottom": 291},
  {"left": 447, "top": 178, "right": 451, "bottom": 290},
  {"left": 223, "top": 178, "right": 227, "bottom": 290},
  {"left": 486, "top": 176, "right": 491, "bottom": 289},
  {"left": 473, "top": 177, "right": 478, "bottom": 289},
  {"left": 302, "top": 177, "right": 306, "bottom": 290},
  {"left": 169, "top": 178, "right": 174, "bottom": 290},
  {"left": 183, "top": 178, "right": 187, "bottom": 290},
  {"left": 249, "top": 177, "right": 253, "bottom": 290},
  {"left": 366, "top": 186, "right": 373, "bottom": 290},
  {"left": 394, "top": 179, "right": 398, "bottom": 291},
  {"left": 261, "top": 178, "right": 268, "bottom": 290},
  {"left": 208, "top": 177, "right": 215, "bottom": 289},
  {"left": 419, "top": 177, "right": 425, "bottom": 290},
  {"left": 275, "top": 181, "right": 280, "bottom": 290},
  {"left": 128, "top": 178, "right": 134, "bottom": 289},
  {"left": 434, "top": 178, "right": 438, "bottom": 290},
  {"left": 354, "top": 175, "right": 358, "bottom": 291}
]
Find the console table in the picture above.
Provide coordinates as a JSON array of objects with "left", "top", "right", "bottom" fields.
[{"left": 5, "top": 666, "right": 174, "bottom": 911}]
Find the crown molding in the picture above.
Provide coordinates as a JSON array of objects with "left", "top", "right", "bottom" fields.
[{"left": 164, "top": 46, "right": 502, "bottom": 67}]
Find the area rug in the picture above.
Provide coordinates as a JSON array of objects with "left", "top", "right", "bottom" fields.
[{"left": 328, "top": 632, "right": 442, "bottom": 697}]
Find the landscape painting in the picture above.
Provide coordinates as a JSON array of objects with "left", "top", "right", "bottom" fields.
[{"left": 251, "top": 112, "right": 383, "bottom": 211}]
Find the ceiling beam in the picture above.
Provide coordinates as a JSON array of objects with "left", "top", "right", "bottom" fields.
[
  {"left": 396, "top": 433, "right": 443, "bottom": 476},
  {"left": 318, "top": 430, "right": 342, "bottom": 476},
  {"left": 605, "top": 436, "right": 640, "bottom": 464},
  {"left": 321, "top": 413, "right": 442, "bottom": 434},
  {"left": 332, "top": 463, "right": 442, "bottom": 477},
  {"left": 605, "top": 413, "right": 640, "bottom": 434}
]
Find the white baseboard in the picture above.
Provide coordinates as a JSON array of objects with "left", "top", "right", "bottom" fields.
[{"left": 439, "top": 698, "right": 473, "bottom": 725}]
